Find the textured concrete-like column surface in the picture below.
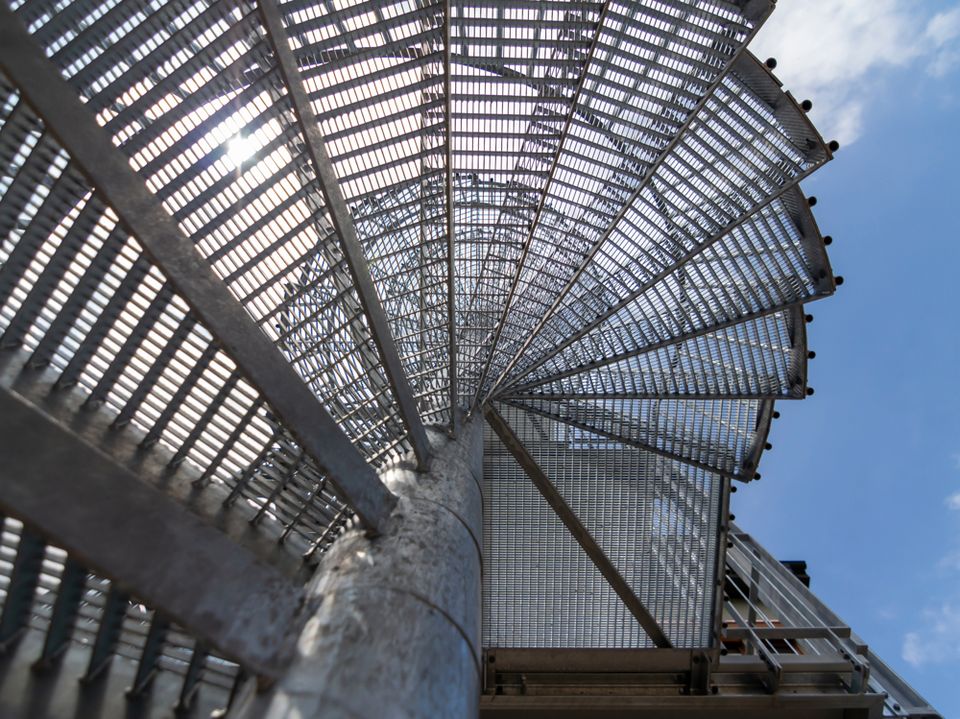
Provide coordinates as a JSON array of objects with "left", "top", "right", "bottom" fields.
[{"left": 237, "top": 419, "right": 484, "bottom": 719}]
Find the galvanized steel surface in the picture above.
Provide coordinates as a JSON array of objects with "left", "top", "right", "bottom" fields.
[
  {"left": 236, "top": 422, "right": 483, "bottom": 719},
  {"left": 0, "top": 0, "right": 934, "bottom": 715}
]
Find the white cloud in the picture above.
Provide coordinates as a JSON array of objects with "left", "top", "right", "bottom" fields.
[
  {"left": 902, "top": 602, "right": 960, "bottom": 666},
  {"left": 927, "top": 9, "right": 960, "bottom": 76},
  {"left": 876, "top": 606, "right": 898, "bottom": 621},
  {"left": 902, "top": 631, "right": 926, "bottom": 665},
  {"left": 926, "top": 8, "right": 960, "bottom": 46},
  {"left": 750, "top": 0, "right": 960, "bottom": 145},
  {"left": 947, "top": 491, "right": 960, "bottom": 510},
  {"left": 939, "top": 549, "right": 960, "bottom": 572},
  {"left": 906, "top": 471, "right": 960, "bottom": 666}
]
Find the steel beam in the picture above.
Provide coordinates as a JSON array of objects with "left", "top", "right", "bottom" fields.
[
  {"left": 0, "top": 361, "right": 304, "bottom": 678},
  {"left": 0, "top": 525, "right": 45, "bottom": 649},
  {"left": 258, "top": 0, "right": 431, "bottom": 469},
  {"left": 0, "top": 8, "right": 396, "bottom": 531},
  {"left": 485, "top": 648, "right": 696, "bottom": 675},
  {"left": 33, "top": 556, "right": 87, "bottom": 669},
  {"left": 0, "top": 356, "right": 306, "bottom": 575},
  {"left": 480, "top": 693, "right": 882, "bottom": 719},
  {"left": 483, "top": 404, "right": 672, "bottom": 648},
  {"left": 722, "top": 626, "right": 852, "bottom": 641}
]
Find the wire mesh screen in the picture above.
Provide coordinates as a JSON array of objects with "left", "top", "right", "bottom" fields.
[{"left": 483, "top": 402, "right": 722, "bottom": 648}]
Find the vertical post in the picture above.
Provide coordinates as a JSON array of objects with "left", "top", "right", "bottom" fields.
[
  {"left": 236, "top": 420, "right": 484, "bottom": 719},
  {"left": 444, "top": 0, "right": 459, "bottom": 433}
]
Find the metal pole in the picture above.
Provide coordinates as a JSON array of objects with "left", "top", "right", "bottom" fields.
[{"left": 235, "top": 420, "right": 483, "bottom": 719}]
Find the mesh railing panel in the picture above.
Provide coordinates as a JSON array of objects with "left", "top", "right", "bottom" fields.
[
  {"left": 483, "top": 416, "right": 650, "bottom": 649},
  {"left": 484, "top": 402, "right": 722, "bottom": 648}
]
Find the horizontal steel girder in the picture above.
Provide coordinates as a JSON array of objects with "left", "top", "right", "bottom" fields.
[{"left": 0, "top": 7, "right": 396, "bottom": 532}]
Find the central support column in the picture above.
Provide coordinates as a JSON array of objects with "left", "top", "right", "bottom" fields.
[{"left": 239, "top": 419, "right": 484, "bottom": 719}]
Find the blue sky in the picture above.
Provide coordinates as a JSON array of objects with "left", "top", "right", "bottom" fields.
[{"left": 734, "top": 1, "right": 960, "bottom": 716}]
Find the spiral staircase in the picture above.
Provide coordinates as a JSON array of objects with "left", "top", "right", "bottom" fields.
[{"left": 0, "top": 0, "right": 942, "bottom": 717}]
